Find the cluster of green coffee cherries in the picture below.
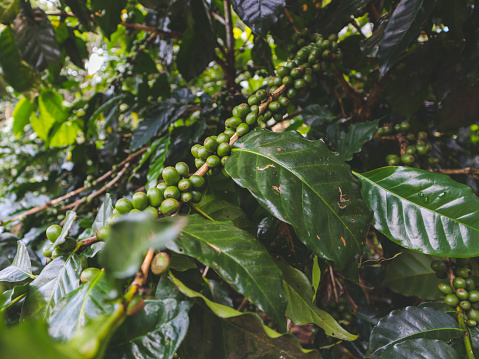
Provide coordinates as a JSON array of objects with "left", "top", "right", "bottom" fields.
[
  {"left": 378, "top": 123, "right": 438, "bottom": 166},
  {"left": 432, "top": 258, "right": 479, "bottom": 327},
  {"left": 41, "top": 224, "right": 78, "bottom": 259}
]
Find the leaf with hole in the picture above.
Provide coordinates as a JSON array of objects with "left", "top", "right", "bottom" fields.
[
  {"left": 355, "top": 166, "right": 479, "bottom": 257},
  {"left": 226, "top": 129, "right": 372, "bottom": 268}
]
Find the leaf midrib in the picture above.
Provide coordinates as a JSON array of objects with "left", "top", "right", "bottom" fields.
[{"left": 232, "top": 147, "right": 359, "bottom": 245}]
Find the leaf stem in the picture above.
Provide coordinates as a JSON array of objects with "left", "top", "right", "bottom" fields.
[
  {"left": 458, "top": 310, "right": 476, "bottom": 359},
  {"left": 190, "top": 203, "right": 215, "bottom": 221}
]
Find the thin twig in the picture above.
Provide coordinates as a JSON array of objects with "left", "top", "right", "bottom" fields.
[
  {"left": 283, "top": 8, "right": 300, "bottom": 33},
  {"left": 432, "top": 167, "right": 479, "bottom": 176},
  {"left": 349, "top": 18, "right": 366, "bottom": 38},
  {"left": 237, "top": 297, "right": 249, "bottom": 311},
  {"left": 334, "top": 70, "right": 364, "bottom": 109}
]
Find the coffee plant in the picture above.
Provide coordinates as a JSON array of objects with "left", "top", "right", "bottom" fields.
[{"left": 1, "top": 0, "right": 479, "bottom": 358}]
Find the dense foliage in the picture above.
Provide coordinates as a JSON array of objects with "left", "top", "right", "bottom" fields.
[{"left": 1, "top": 0, "right": 479, "bottom": 358}]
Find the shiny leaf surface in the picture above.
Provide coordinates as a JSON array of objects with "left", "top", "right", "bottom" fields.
[
  {"left": 226, "top": 129, "right": 372, "bottom": 268},
  {"left": 356, "top": 166, "right": 479, "bottom": 257},
  {"left": 92, "top": 193, "right": 113, "bottom": 232},
  {"left": 48, "top": 271, "right": 116, "bottom": 341},
  {"left": 377, "top": 338, "right": 459, "bottom": 358},
  {"left": 231, "top": 0, "right": 286, "bottom": 36},
  {"left": 0, "top": 241, "right": 33, "bottom": 282},
  {"left": 382, "top": 249, "right": 442, "bottom": 300},
  {"left": 21, "top": 253, "right": 83, "bottom": 320},
  {"left": 367, "top": 306, "right": 462, "bottom": 357},
  {"left": 336, "top": 120, "right": 379, "bottom": 161},
  {"left": 165, "top": 215, "right": 288, "bottom": 331}
]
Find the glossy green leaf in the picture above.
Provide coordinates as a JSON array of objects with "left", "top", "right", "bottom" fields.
[
  {"left": 367, "top": 306, "right": 462, "bottom": 357},
  {"left": 164, "top": 215, "right": 288, "bottom": 332},
  {"left": 48, "top": 271, "right": 116, "bottom": 341},
  {"left": 0, "top": 0, "right": 18, "bottom": 23},
  {"left": 49, "top": 121, "right": 80, "bottom": 147},
  {"left": 231, "top": 0, "right": 286, "bottom": 36},
  {"left": 0, "top": 26, "right": 35, "bottom": 92},
  {"left": 276, "top": 258, "right": 357, "bottom": 341},
  {"left": 91, "top": 0, "right": 127, "bottom": 39},
  {"left": 146, "top": 136, "right": 170, "bottom": 189},
  {"left": 315, "top": 0, "right": 373, "bottom": 35},
  {"left": 226, "top": 129, "right": 372, "bottom": 268},
  {"left": 382, "top": 249, "right": 442, "bottom": 300},
  {"left": 312, "top": 256, "right": 321, "bottom": 302},
  {"left": 0, "top": 283, "right": 29, "bottom": 311},
  {"left": 92, "top": 193, "right": 113, "bottom": 233},
  {"left": 21, "top": 253, "right": 83, "bottom": 320},
  {"left": 377, "top": 338, "right": 459, "bottom": 358},
  {"left": 107, "top": 276, "right": 192, "bottom": 359},
  {"left": 0, "top": 319, "right": 82, "bottom": 359},
  {"left": 336, "top": 120, "right": 379, "bottom": 161},
  {"left": 51, "top": 210, "right": 77, "bottom": 249},
  {"left": 63, "top": 0, "right": 93, "bottom": 31},
  {"left": 171, "top": 273, "right": 319, "bottom": 359},
  {"left": 100, "top": 214, "right": 185, "bottom": 279},
  {"left": 32, "top": 89, "right": 68, "bottom": 142},
  {"left": 0, "top": 241, "right": 34, "bottom": 282},
  {"left": 378, "top": 0, "right": 437, "bottom": 76},
  {"left": 12, "top": 97, "right": 32, "bottom": 137},
  {"left": 193, "top": 194, "right": 254, "bottom": 234},
  {"left": 355, "top": 166, "right": 479, "bottom": 257},
  {"left": 13, "top": 7, "right": 61, "bottom": 72}
]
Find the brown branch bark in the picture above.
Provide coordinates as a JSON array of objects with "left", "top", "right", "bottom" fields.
[
  {"left": 432, "top": 167, "right": 479, "bottom": 176},
  {"left": 283, "top": 8, "right": 300, "bottom": 33},
  {"left": 120, "top": 22, "right": 181, "bottom": 40},
  {"left": 223, "top": 0, "right": 237, "bottom": 94}
]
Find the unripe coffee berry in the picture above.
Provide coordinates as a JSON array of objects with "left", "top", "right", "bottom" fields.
[
  {"left": 236, "top": 123, "right": 250, "bottom": 137},
  {"left": 162, "top": 167, "right": 181, "bottom": 186},
  {"left": 456, "top": 288, "right": 469, "bottom": 300},
  {"left": 95, "top": 226, "right": 110, "bottom": 241},
  {"left": 460, "top": 301, "right": 472, "bottom": 310},
  {"left": 189, "top": 175, "right": 204, "bottom": 189},
  {"left": 42, "top": 243, "right": 54, "bottom": 257},
  {"left": 431, "top": 260, "right": 447, "bottom": 273},
  {"left": 438, "top": 283, "right": 453, "bottom": 295},
  {"left": 143, "top": 206, "right": 158, "bottom": 218},
  {"left": 178, "top": 178, "right": 192, "bottom": 192},
  {"left": 204, "top": 137, "right": 219, "bottom": 153},
  {"left": 175, "top": 162, "right": 189, "bottom": 177},
  {"left": 456, "top": 266, "right": 471, "bottom": 278},
  {"left": 151, "top": 252, "right": 170, "bottom": 275},
  {"left": 444, "top": 294, "right": 459, "bottom": 307},
  {"left": 454, "top": 277, "right": 467, "bottom": 289},
  {"left": 217, "top": 133, "right": 230, "bottom": 144},
  {"left": 164, "top": 186, "right": 180, "bottom": 200},
  {"left": 81, "top": 268, "right": 101, "bottom": 283},
  {"left": 160, "top": 198, "right": 179, "bottom": 215},
  {"left": 207, "top": 155, "right": 221, "bottom": 168},
  {"left": 46, "top": 224, "right": 62, "bottom": 242},
  {"left": 147, "top": 187, "right": 163, "bottom": 207},
  {"left": 469, "top": 290, "right": 479, "bottom": 302},
  {"left": 132, "top": 192, "right": 149, "bottom": 210},
  {"left": 181, "top": 192, "right": 193, "bottom": 203}
]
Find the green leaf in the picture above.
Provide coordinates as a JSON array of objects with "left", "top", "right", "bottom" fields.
[
  {"left": 146, "top": 136, "right": 170, "bottom": 190},
  {"left": 312, "top": 256, "right": 321, "bottom": 302},
  {"left": 92, "top": 194, "right": 113, "bottom": 233},
  {"left": 107, "top": 276, "right": 192, "bottom": 359},
  {"left": 231, "top": 0, "right": 286, "bottom": 36},
  {"left": 252, "top": 36, "right": 274, "bottom": 75},
  {"left": 12, "top": 97, "right": 33, "bottom": 137},
  {"left": 0, "top": 319, "right": 82, "bottom": 359},
  {"left": 0, "top": 26, "right": 35, "bottom": 92},
  {"left": 0, "top": 283, "right": 29, "bottom": 311},
  {"left": 0, "top": 0, "right": 18, "bottom": 24},
  {"left": 32, "top": 89, "right": 68, "bottom": 141},
  {"left": 49, "top": 121, "right": 80, "bottom": 147},
  {"left": 132, "top": 51, "right": 158, "bottom": 74},
  {"left": 336, "top": 120, "right": 379, "bottom": 161},
  {"left": 367, "top": 306, "right": 462, "bottom": 357},
  {"left": 355, "top": 166, "right": 479, "bottom": 257},
  {"left": 226, "top": 129, "right": 372, "bottom": 268},
  {"left": 176, "top": 0, "right": 216, "bottom": 80},
  {"left": 378, "top": 0, "right": 437, "bottom": 76},
  {"left": 314, "top": 0, "right": 373, "bottom": 35},
  {"left": 21, "top": 253, "right": 83, "bottom": 320},
  {"left": 91, "top": 0, "right": 127, "bottom": 39},
  {"left": 171, "top": 273, "right": 319, "bottom": 359},
  {"left": 100, "top": 214, "right": 185, "bottom": 279},
  {"left": 276, "top": 258, "right": 357, "bottom": 341},
  {"left": 0, "top": 241, "right": 34, "bottom": 282},
  {"left": 48, "top": 271, "right": 116, "bottom": 341},
  {"left": 193, "top": 194, "right": 255, "bottom": 234},
  {"left": 382, "top": 249, "right": 442, "bottom": 300},
  {"left": 164, "top": 215, "right": 288, "bottom": 332},
  {"left": 63, "top": 0, "right": 94, "bottom": 31},
  {"left": 51, "top": 210, "right": 77, "bottom": 249},
  {"left": 377, "top": 338, "right": 460, "bottom": 358},
  {"left": 13, "top": 7, "right": 61, "bottom": 72}
]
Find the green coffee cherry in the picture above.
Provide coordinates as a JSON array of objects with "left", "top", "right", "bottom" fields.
[
  {"left": 277, "top": 66, "right": 289, "bottom": 78},
  {"left": 162, "top": 167, "right": 181, "bottom": 186},
  {"left": 248, "top": 95, "right": 259, "bottom": 106},
  {"left": 42, "top": 243, "right": 54, "bottom": 257},
  {"left": 217, "top": 133, "right": 230, "bottom": 144},
  {"left": 143, "top": 206, "right": 158, "bottom": 218},
  {"left": 195, "top": 158, "right": 206, "bottom": 169},
  {"left": 115, "top": 198, "right": 132, "bottom": 214},
  {"left": 431, "top": 260, "right": 447, "bottom": 273},
  {"left": 130, "top": 209, "right": 141, "bottom": 214},
  {"left": 96, "top": 226, "right": 110, "bottom": 241},
  {"left": 444, "top": 294, "right": 459, "bottom": 307},
  {"left": 399, "top": 122, "right": 410, "bottom": 131},
  {"left": 226, "top": 117, "right": 243, "bottom": 129},
  {"left": 151, "top": 252, "right": 170, "bottom": 275},
  {"left": 268, "top": 101, "right": 280, "bottom": 112},
  {"left": 217, "top": 143, "right": 231, "bottom": 157},
  {"left": 178, "top": 178, "right": 192, "bottom": 192},
  {"left": 469, "top": 290, "right": 479, "bottom": 302},
  {"left": 164, "top": 186, "right": 180, "bottom": 200},
  {"left": 204, "top": 137, "right": 219, "bottom": 153},
  {"left": 236, "top": 103, "right": 250, "bottom": 119},
  {"left": 256, "top": 90, "right": 267, "bottom": 100},
  {"left": 401, "top": 154, "right": 415, "bottom": 164},
  {"left": 278, "top": 96, "right": 289, "bottom": 107},
  {"left": 467, "top": 320, "right": 477, "bottom": 328},
  {"left": 236, "top": 123, "right": 250, "bottom": 137},
  {"left": 107, "top": 213, "right": 122, "bottom": 226},
  {"left": 438, "top": 283, "right": 454, "bottom": 295},
  {"left": 224, "top": 128, "right": 235, "bottom": 137},
  {"left": 191, "top": 191, "right": 203, "bottom": 203},
  {"left": 175, "top": 162, "right": 189, "bottom": 177},
  {"left": 294, "top": 78, "right": 307, "bottom": 90},
  {"left": 468, "top": 308, "right": 479, "bottom": 321},
  {"left": 80, "top": 268, "right": 101, "bottom": 283},
  {"left": 416, "top": 145, "right": 428, "bottom": 155},
  {"left": 283, "top": 76, "right": 293, "bottom": 86},
  {"left": 418, "top": 131, "right": 428, "bottom": 140},
  {"left": 160, "top": 198, "right": 179, "bottom": 215},
  {"left": 221, "top": 156, "right": 229, "bottom": 166},
  {"left": 405, "top": 146, "right": 416, "bottom": 155},
  {"left": 46, "top": 224, "right": 62, "bottom": 242},
  {"left": 207, "top": 155, "right": 221, "bottom": 168},
  {"left": 147, "top": 187, "right": 163, "bottom": 207},
  {"left": 460, "top": 301, "right": 472, "bottom": 310},
  {"left": 112, "top": 209, "right": 119, "bottom": 215},
  {"left": 245, "top": 112, "right": 257, "bottom": 126},
  {"left": 191, "top": 144, "right": 201, "bottom": 158},
  {"left": 454, "top": 277, "right": 467, "bottom": 289},
  {"left": 386, "top": 154, "right": 400, "bottom": 166},
  {"left": 263, "top": 110, "right": 273, "bottom": 121},
  {"left": 189, "top": 175, "right": 204, "bottom": 189},
  {"left": 132, "top": 192, "right": 149, "bottom": 210},
  {"left": 181, "top": 192, "right": 193, "bottom": 203},
  {"left": 51, "top": 247, "right": 62, "bottom": 259},
  {"left": 287, "top": 88, "right": 297, "bottom": 99},
  {"left": 456, "top": 267, "right": 472, "bottom": 278},
  {"left": 457, "top": 288, "right": 469, "bottom": 300}
]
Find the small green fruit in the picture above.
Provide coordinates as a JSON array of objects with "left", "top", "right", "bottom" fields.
[
  {"left": 162, "top": 167, "right": 181, "bottom": 186},
  {"left": 217, "top": 133, "right": 230, "bottom": 144},
  {"left": 175, "top": 162, "right": 190, "bottom": 177},
  {"left": 181, "top": 192, "right": 193, "bottom": 203},
  {"left": 156, "top": 182, "right": 168, "bottom": 194},
  {"left": 178, "top": 178, "right": 192, "bottom": 192},
  {"left": 454, "top": 277, "right": 467, "bottom": 289},
  {"left": 438, "top": 283, "right": 453, "bottom": 295},
  {"left": 42, "top": 243, "right": 54, "bottom": 257},
  {"left": 204, "top": 137, "right": 219, "bottom": 153},
  {"left": 189, "top": 175, "right": 205, "bottom": 189},
  {"left": 164, "top": 186, "right": 180, "bottom": 200},
  {"left": 431, "top": 260, "right": 447, "bottom": 273},
  {"left": 469, "top": 290, "right": 479, "bottom": 302},
  {"left": 460, "top": 300, "right": 472, "bottom": 310},
  {"left": 147, "top": 187, "right": 163, "bottom": 207},
  {"left": 236, "top": 123, "right": 250, "bottom": 137},
  {"left": 444, "top": 294, "right": 459, "bottom": 307},
  {"left": 115, "top": 198, "right": 133, "bottom": 214},
  {"left": 456, "top": 266, "right": 471, "bottom": 278},
  {"left": 95, "top": 226, "right": 110, "bottom": 241},
  {"left": 143, "top": 206, "right": 158, "bottom": 218},
  {"left": 132, "top": 192, "right": 149, "bottom": 210},
  {"left": 207, "top": 155, "right": 221, "bottom": 168},
  {"left": 191, "top": 191, "right": 203, "bottom": 203},
  {"left": 468, "top": 308, "right": 479, "bottom": 321},
  {"left": 457, "top": 288, "right": 469, "bottom": 300},
  {"left": 151, "top": 252, "right": 170, "bottom": 275},
  {"left": 401, "top": 154, "right": 415, "bottom": 165},
  {"left": 160, "top": 198, "right": 179, "bottom": 215},
  {"left": 80, "top": 268, "right": 101, "bottom": 283},
  {"left": 46, "top": 224, "right": 62, "bottom": 242}
]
